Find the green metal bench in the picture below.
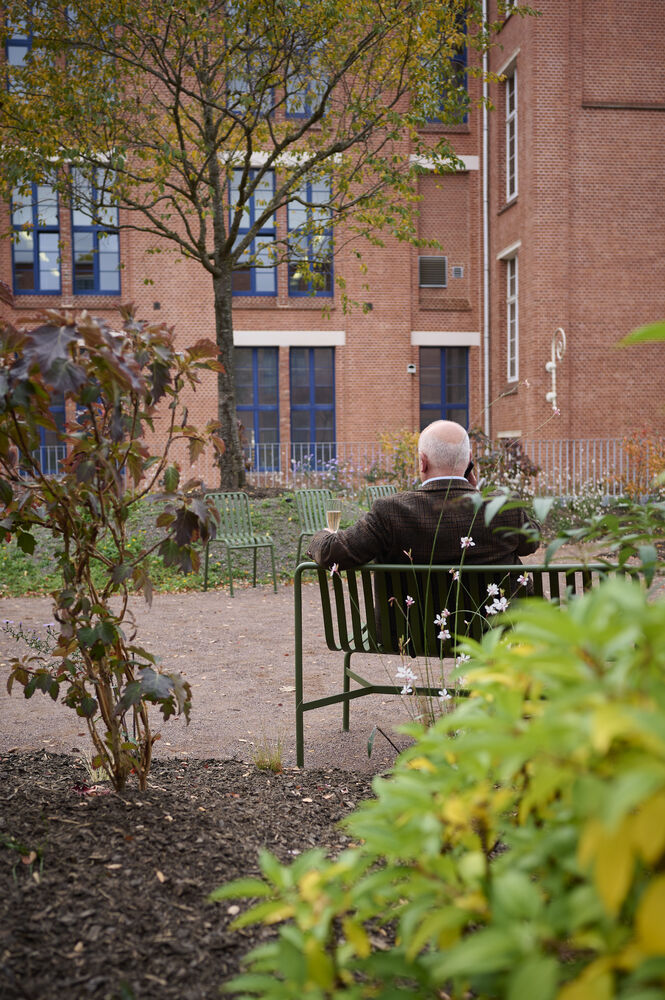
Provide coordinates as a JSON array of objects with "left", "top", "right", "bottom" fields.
[
  {"left": 294, "top": 488, "right": 334, "bottom": 566},
  {"left": 203, "top": 491, "right": 276, "bottom": 597},
  {"left": 294, "top": 561, "right": 636, "bottom": 766},
  {"left": 365, "top": 483, "right": 398, "bottom": 505}
]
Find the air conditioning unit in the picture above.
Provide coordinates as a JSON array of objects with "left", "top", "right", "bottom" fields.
[
  {"left": 451, "top": 265, "right": 464, "bottom": 279},
  {"left": 418, "top": 256, "right": 447, "bottom": 288}
]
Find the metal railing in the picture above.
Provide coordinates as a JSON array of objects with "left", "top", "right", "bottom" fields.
[{"left": 26, "top": 438, "right": 664, "bottom": 498}]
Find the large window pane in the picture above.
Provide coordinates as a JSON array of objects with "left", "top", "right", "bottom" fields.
[
  {"left": 419, "top": 347, "right": 468, "bottom": 428},
  {"left": 12, "top": 183, "right": 60, "bottom": 295},
  {"left": 234, "top": 347, "right": 279, "bottom": 470},
  {"left": 289, "top": 347, "right": 335, "bottom": 461}
]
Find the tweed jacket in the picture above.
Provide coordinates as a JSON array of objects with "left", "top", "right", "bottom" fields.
[{"left": 306, "top": 479, "right": 540, "bottom": 570}]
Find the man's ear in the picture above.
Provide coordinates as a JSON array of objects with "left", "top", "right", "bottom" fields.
[{"left": 418, "top": 451, "right": 428, "bottom": 477}]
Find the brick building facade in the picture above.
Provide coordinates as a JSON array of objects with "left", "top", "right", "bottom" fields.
[{"left": 2, "top": 0, "right": 664, "bottom": 479}]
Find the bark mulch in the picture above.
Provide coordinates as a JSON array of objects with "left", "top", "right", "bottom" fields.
[{"left": 0, "top": 750, "right": 374, "bottom": 1000}]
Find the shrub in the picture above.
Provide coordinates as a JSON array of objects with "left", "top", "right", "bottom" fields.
[
  {"left": 469, "top": 427, "right": 540, "bottom": 499},
  {"left": 366, "top": 428, "right": 420, "bottom": 491},
  {"left": 213, "top": 577, "right": 665, "bottom": 999},
  {"left": 614, "top": 429, "right": 665, "bottom": 502},
  {"left": 0, "top": 308, "right": 222, "bottom": 790}
]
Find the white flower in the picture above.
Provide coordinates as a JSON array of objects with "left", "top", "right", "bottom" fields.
[
  {"left": 460, "top": 536, "right": 475, "bottom": 549},
  {"left": 455, "top": 654, "right": 471, "bottom": 666},
  {"left": 449, "top": 569, "right": 460, "bottom": 581},
  {"left": 438, "top": 688, "right": 452, "bottom": 701},
  {"left": 485, "top": 596, "right": 510, "bottom": 616},
  {"left": 396, "top": 663, "right": 417, "bottom": 695},
  {"left": 486, "top": 583, "right": 499, "bottom": 596},
  {"left": 434, "top": 610, "right": 450, "bottom": 627},
  {"left": 405, "top": 595, "right": 415, "bottom": 608},
  {"left": 437, "top": 628, "right": 451, "bottom": 641},
  {"left": 517, "top": 573, "right": 530, "bottom": 587},
  {"left": 329, "top": 563, "right": 339, "bottom": 577}
]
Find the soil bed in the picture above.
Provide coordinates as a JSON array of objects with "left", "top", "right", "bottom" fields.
[{"left": 0, "top": 751, "right": 374, "bottom": 1000}]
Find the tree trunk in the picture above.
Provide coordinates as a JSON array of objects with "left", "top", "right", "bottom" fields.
[{"left": 213, "top": 265, "right": 246, "bottom": 490}]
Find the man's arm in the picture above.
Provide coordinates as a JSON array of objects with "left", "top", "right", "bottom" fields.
[{"left": 306, "top": 507, "right": 392, "bottom": 570}]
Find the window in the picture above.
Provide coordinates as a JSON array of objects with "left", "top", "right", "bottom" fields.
[
  {"left": 234, "top": 347, "right": 279, "bottom": 471},
  {"left": 425, "top": 41, "right": 468, "bottom": 125},
  {"left": 71, "top": 170, "right": 120, "bottom": 294},
  {"left": 506, "top": 256, "right": 518, "bottom": 382},
  {"left": 227, "top": 51, "right": 274, "bottom": 118},
  {"left": 287, "top": 178, "right": 333, "bottom": 297},
  {"left": 289, "top": 347, "right": 335, "bottom": 466},
  {"left": 419, "top": 347, "right": 469, "bottom": 429},
  {"left": 285, "top": 49, "right": 326, "bottom": 118},
  {"left": 5, "top": 13, "right": 31, "bottom": 92},
  {"left": 419, "top": 256, "right": 447, "bottom": 288},
  {"left": 11, "top": 184, "right": 61, "bottom": 294},
  {"left": 230, "top": 169, "right": 277, "bottom": 295},
  {"left": 505, "top": 70, "right": 518, "bottom": 200}
]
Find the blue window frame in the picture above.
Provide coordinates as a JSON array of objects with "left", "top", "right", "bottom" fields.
[
  {"left": 11, "top": 184, "right": 61, "bottom": 294},
  {"left": 289, "top": 347, "right": 335, "bottom": 467},
  {"left": 419, "top": 346, "right": 469, "bottom": 429},
  {"left": 230, "top": 169, "right": 277, "bottom": 296},
  {"left": 71, "top": 170, "right": 120, "bottom": 294},
  {"left": 234, "top": 347, "right": 280, "bottom": 471},
  {"left": 288, "top": 178, "right": 333, "bottom": 297}
]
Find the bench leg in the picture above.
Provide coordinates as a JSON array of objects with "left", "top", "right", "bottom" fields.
[
  {"left": 203, "top": 542, "right": 210, "bottom": 592},
  {"left": 252, "top": 546, "right": 258, "bottom": 588},
  {"left": 226, "top": 547, "right": 234, "bottom": 598},
  {"left": 270, "top": 544, "right": 277, "bottom": 593},
  {"left": 343, "top": 651, "right": 351, "bottom": 731}
]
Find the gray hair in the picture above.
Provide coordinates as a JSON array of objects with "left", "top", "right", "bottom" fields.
[{"left": 419, "top": 422, "right": 470, "bottom": 476}]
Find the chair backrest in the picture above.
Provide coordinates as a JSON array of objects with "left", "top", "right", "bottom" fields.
[
  {"left": 366, "top": 483, "right": 398, "bottom": 506},
  {"left": 294, "top": 488, "right": 334, "bottom": 534},
  {"left": 309, "top": 562, "right": 630, "bottom": 659},
  {"left": 206, "top": 491, "right": 253, "bottom": 537}
]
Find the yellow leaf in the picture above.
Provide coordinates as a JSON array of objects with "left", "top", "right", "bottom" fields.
[
  {"left": 298, "top": 869, "right": 322, "bottom": 902},
  {"left": 342, "top": 916, "right": 371, "bottom": 958},
  {"left": 635, "top": 875, "right": 665, "bottom": 954},
  {"left": 557, "top": 962, "right": 613, "bottom": 1000},
  {"left": 593, "top": 824, "right": 634, "bottom": 915},
  {"left": 591, "top": 705, "right": 633, "bottom": 753},
  {"left": 442, "top": 795, "right": 469, "bottom": 827},
  {"left": 407, "top": 756, "right": 435, "bottom": 772},
  {"left": 305, "top": 937, "right": 335, "bottom": 988},
  {"left": 630, "top": 792, "right": 665, "bottom": 864}
]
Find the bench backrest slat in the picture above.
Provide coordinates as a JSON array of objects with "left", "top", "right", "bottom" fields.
[{"left": 310, "top": 563, "right": 637, "bottom": 659}]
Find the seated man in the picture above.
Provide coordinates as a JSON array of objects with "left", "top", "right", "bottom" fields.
[{"left": 307, "top": 419, "right": 540, "bottom": 570}]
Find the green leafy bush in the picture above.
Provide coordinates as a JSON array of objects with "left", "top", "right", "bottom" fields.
[
  {"left": 0, "top": 308, "right": 222, "bottom": 790},
  {"left": 213, "top": 577, "right": 665, "bottom": 999}
]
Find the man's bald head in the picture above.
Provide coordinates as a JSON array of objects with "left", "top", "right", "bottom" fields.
[{"left": 418, "top": 420, "right": 471, "bottom": 481}]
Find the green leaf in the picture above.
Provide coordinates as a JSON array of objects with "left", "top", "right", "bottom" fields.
[
  {"left": 17, "top": 531, "right": 36, "bottom": 555},
  {"left": 111, "top": 563, "right": 133, "bottom": 584},
  {"left": 209, "top": 878, "right": 273, "bottom": 902},
  {"left": 95, "top": 621, "right": 117, "bottom": 645},
  {"left": 484, "top": 494, "right": 508, "bottom": 526},
  {"left": 507, "top": 956, "right": 558, "bottom": 1000},
  {"left": 163, "top": 465, "right": 180, "bottom": 492},
  {"left": 533, "top": 496, "right": 555, "bottom": 523},
  {"left": 620, "top": 320, "right": 665, "bottom": 344},
  {"left": 78, "top": 696, "right": 98, "bottom": 718}
]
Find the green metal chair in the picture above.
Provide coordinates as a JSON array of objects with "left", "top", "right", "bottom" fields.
[
  {"left": 365, "top": 483, "right": 398, "bottom": 506},
  {"left": 203, "top": 492, "right": 277, "bottom": 597},
  {"left": 294, "top": 488, "right": 333, "bottom": 566}
]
